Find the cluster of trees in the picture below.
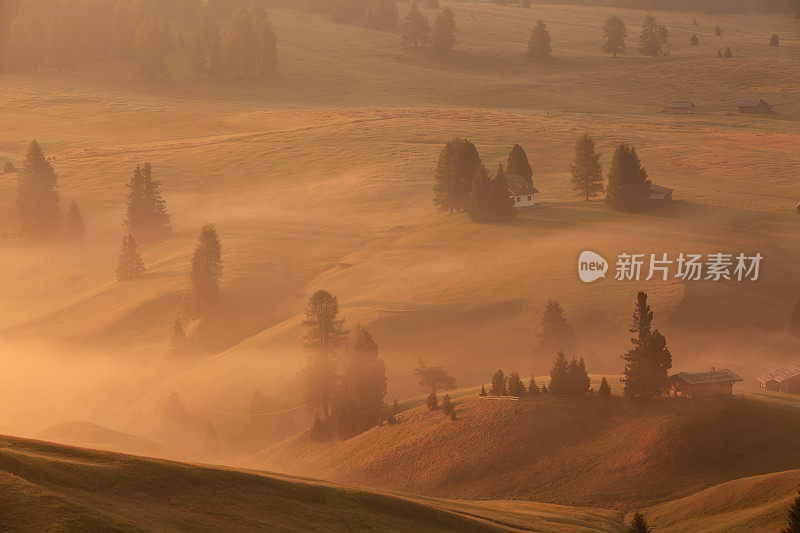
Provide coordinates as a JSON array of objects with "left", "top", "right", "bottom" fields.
[
  {"left": 414, "top": 359, "right": 456, "bottom": 411},
  {"left": 482, "top": 369, "right": 546, "bottom": 397},
  {"left": 302, "top": 290, "right": 388, "bottom": 439},
  {"left": 401, "top": 4, "right": 456, "bottom": 55},
  {"left": 303, "top": 0, "right": 399, "bottom": 29},
  {"left": 482, "top": 360, "right": 610, "bottom": 399},
  {"left": 600, "top": 14, "right": 666, "bottom": 59},
  {"left": 12, "top": 140, "right": 84, "bottom": 243},
  {"left": 621, "top": 291, "right": 673, "bottom": 400}
]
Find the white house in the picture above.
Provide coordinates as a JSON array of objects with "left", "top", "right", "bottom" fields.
[{"left": 506, "top": 174, "right": 540, "bottom": 209}]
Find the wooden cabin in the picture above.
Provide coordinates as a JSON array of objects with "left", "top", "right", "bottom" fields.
[
  {"left": 649, "top": 184, "right": 673, "bottom": 204},
  {"left": 506, "top": 174, "right": 540, "bottom": 209},
  {"left": 663, "top": 102, "right": 696, "bottom": 114},
  {"left": 669, "top": 368, "right": 743, "bottom": 399},
  {"left": 757, "top": 365, "right": 800, "bottom": 394},
  {"left": 738, "top": 99, "right": 772, "bottom": 114}
]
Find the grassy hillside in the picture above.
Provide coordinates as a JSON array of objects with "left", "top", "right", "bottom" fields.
[{"left": 35, "top": 421, "right": 167, "bottom": 458}]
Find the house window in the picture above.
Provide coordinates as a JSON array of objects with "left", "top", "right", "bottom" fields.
[{"left": 527, "top": 196, "right": 531, "bottom": 201}]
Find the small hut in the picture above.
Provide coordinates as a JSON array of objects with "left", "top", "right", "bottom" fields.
[
  {"left": 669, "top": 368, "right": 743, "bottom": 399},
  {"left": 738, "top": 99, "right": 772, "bottom": 114}
]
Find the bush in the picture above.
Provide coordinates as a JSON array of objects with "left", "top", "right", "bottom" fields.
[
  {"left": 426, "top": 392, "right": 439, "bottom": 410},
  {"left": 441, "top": 394, "right": 455, "bottom": 417}
]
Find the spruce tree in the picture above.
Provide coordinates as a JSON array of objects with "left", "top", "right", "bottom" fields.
[
  {"left": 491, "top": 163, "right": 516, "bottom": 222},
  {"left": 491, "top": 369, "right": 507, "bottom": 396},
  {"left": 527, "top": 20, "right": 552, "bottom": 61},
  {"left": 124, "top": 163, "right": 172, "bottom": 241},
  {"left": 690, "top": 33, "right": 699, "bottom": 45},
  {"left": 223, "top": 6, "right": 259, "bottom": 77},
  {"left": 116, "top": 234, "right": 145, "bottom": 281},
  {"left": 639, "top": 15, "right": 667, "bottom": 58},
  {"left": 602, "top": 16, "right": 627, "bottom": 57},
  {"left": 430, "top": 7, "right": 456, "bottom": 56},
  {"left": 770, "top": 34, "right": 780, "bottom": 47},
  {"left": 433, "top": 137, "right": 481, "bottom": 213},
  {"left": 170, "top": 318, "right": 189, "bottom": 355},
  {"left": 627, "top": 512, "right": 651, "bottom": 533},
  {"left": 467, "top": 164, "right": 494, "bottom": 223},
  {"left": 529, "top": 377, "right": 540, "bottom": 396},
  {"left": 401, "top": 2, "right": 431, "bottom": 48},
  {"left": 783, "top": 490, "right": 800, "bottom": 533},
  {"left": 16, "top": 140, "right": 60, "bottom": 241},
  {"left": 47, "top": 18, "right": 75, "bottom": 72},
  {"left": 441, "top": 394, "right": 454, "bottom": 417},
  {"left": 65, "top": 201, "right": 85, "bottom": 239},
  {"left": 506, "top": 144, "right": 533, "bottom": 186},
  {"left": 622, "top": 291, "right": 672, "bottom": 400},
  {"left": 724, "top": 46, "right": 733, "bottom": 58},
  {"left": 599, "top": 376, "right": 611, "bottom": 398},
  {"left": 537, "top": 300, "right": 575, "bottom": 356},
  {"left": 715, "top": 25, "right": 722, "bottom": 36},
  {"left": 566, "top": 356, "right": 591, "bottom": 397},
  {"left": 549, "top": 351, "right": 570, "bottom": 396},
  {"left": 507, "top": 371, "right": 527, "bottom": 397},
  {"left": 570, "top": 133, "right": 603, "bottom": 201},
  {"left": 479, "top": 385, "right": 487, "bottom": 397},
  {"left": 255, "top": 14, "right": 278, "bottom": 78},
  {"left": 189, "top": 224, "right": 223, "bottom": 312},
  {"left": 605, "top": 143, "right": 651, "bottom": 212}
]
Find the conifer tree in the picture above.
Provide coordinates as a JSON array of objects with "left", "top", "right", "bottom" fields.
[
  {"left": 714, "top": 25, "right": 722, "bottom": 36},
  {"left": 401, "top": 2, "right": 431, "bottom": 48},
  {"left": 537, "top": 300, "right": 575, "bottom": 357},
  {"left": 223, "top": 6, "right": 259, "bottom": 77},
  {"left": 255, "top": 14, "right": 278, "bottom": 78},
  {"left": 468, "top": 164, "right": 494, "bottom": 223},
  {"left": 506, "top": 144, "right": 533, "bottom": 186},
  {"left": 65, "top": 201, "right": 85, "bottom": 240},
  {"left": 622, "top": 291, "right": 672, "bottom": 400},
  {"left": 602, "top": 15, "right": 627, "bottom": 57},
  {"left": 189, "top": 224, "right": 223, "bottom": 312},
  {"left": 189, "top": 16, "right": 220, "bottom": 78},
  {"left": 433, "top": 136, "right": 482, "bottom": 213},
  {"left": 690, "top": 33, "right": 699, "bottom": 45},
  {"left": 541, "top": 383, "right": 549, "bottom": 394},
  {"left": 507, "top": 371, "right": 527, "bottom": 397},
  {"left": 724, "top": 46, "right": 733, "bottom": 58},
  {"left": 491, "top": 163, "right": 516, "bottom": 221},
  {"left": 116, "top": 234, "right": 145, "bottom": 281},
  {"left": 529, "top": 377, "right": 540, "bottom": 396},
  {"left": 527, "top": 20, "right": 551, "bottom": 61},
  {"left": 783, "top": 490, "right": 800, "bottom": 533},
  {"left": 16, "top": 140, "right": 60, "bottom": 241},
  {"left": 124, "top": 163, "right": 172, "bottom": 241},
  {"left": 570, "top": 133, "right": 603, "bottom": 201},
  {"left": 566, "top": 356, "right": 591, "bottom": 397},
  {"left": 170, "top": 318, "right": 189, "bottom": 355},
  {"left": 303, "top": 290, "right": 347, "bottom": 425},
  {"left": 133, "top": 18, "right": 168, "bottom": 78},
  {"left": 717, "top": 48, "right": 723, "bottom": 58},
  {"left": 605, "top": 143, "right": 651, "bottom": 212},
  {"left": 441, "top": 394, "right": 454, "bottom": 417},
  {"left": 599, "top": 376, "right": 611, "bottom": 398},
  {"left": 479, "top": 384, "right": 488, "bottom": 397},
  {"left": 47, "top": 18, "right": 75, "bottom": 72},
  {"left": 366, "top": 0, "right": 398, "bottom": 29},
  {"left": 627, "top": 512, "right": 651, "bottom": 533},
  {"left": 491, "top": 369, "right": 507, "bottom": 396},
  {"left": 549, "top": 351, "right": 570, "bottom": 396},
  {"left": 770, "top": 34, "right": 780, "bottom": 46},
  {"left": 430, "top": 7, "right": 456, "bottom": 56},
  {"left": 639, "top": 15, "right": 667, "bottom": 58}
]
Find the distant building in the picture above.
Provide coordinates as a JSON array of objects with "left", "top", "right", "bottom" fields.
[
  {"left": 506, "top": 174, "right": 540, "bottom": 209},
  {"left": 649, "top": 184, "right": 673, "bottom": 204},
  {"left": 738, "top": 99, "right": 772, "bottom": 114},
  {"left": 663, "top": 102, "right": 696, "bottom": 114},
  {"left": 669, "top": 368, "right": 743, "bottom": 399},
  {"left": 757, "top": 365, "right": 800, "bottom": 394}
]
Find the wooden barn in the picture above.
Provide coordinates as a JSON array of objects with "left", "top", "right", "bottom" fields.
[
  {"left": 506, "top": 174, "right": 540, "bottom": 209},
  {"left": 663, "top": 102, "right": 696, "bottom": 114},
  {"left": 649, "top": 184, "right": 673, "bottom": 204},
  {"left": 757, "top": 365, "right": 800, "bottom": 394},
  {"left": 738, "top": 98, "right": 772, "bottom": 114},
  {"left": 669, "top": 368, "right": 743, "bottom": 399}
]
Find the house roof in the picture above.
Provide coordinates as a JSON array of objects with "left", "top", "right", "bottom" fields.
[
  {"left": 739, "top": 98, "right": 769, "bottom": 107},
  {"left": 650, "top": 184, "right": 673, "bottom": 194},
  {"left": 506, "top": 174, "right": 539, "bottom": 195},
  {"left": 665, "top": 102, "right": 695, "bottom": 108},
  {"left": 757, "top": 365, "right": 800, "bottom": 383},
  {"left": 674, "top": 369, "right": 743, "bottom": 385}
]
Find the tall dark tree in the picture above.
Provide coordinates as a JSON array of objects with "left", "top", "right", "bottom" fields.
[
  {"left": 566, "top": 356, "right": 591, "bottom": 397},
  {"left": 529, "top": 377, "right": 540, "bottom": 396},
  {"left": 605, "top": 143, "right": 651, "bottom": 212},
  {"left": 170, "top": 318, "right": 189, "bottom": 355},
  {"left": 570, "top": 133, "right": 603, "bottom": 201},
  {"left": 506, "top": 144, "right": 533, "bottom": 186},
  {"left": 189, "top": 224, "right": 223, "bottom": 311},
  {"left": 255, "top": 14, "right": 278, "bottom": 78},
  {"left": 783, "top": 490, "right": 800, "bottom": 533},
  {"left": 303, "top": 290, "right": 347, "bottom": 425},
  {"left": 770, "top": 34, "right": 780, "bottom": 46},
  {"left": 116, "top": 234, "right": 145, "bottom": 281},
  {"left": 714, "top": 25, "right": 722, "bottom": 36},
  {"left": 433, "top": 136, "right": 482, "bottom": 213},
  {"left": 639, "top": 15, "right": 667, "bottom": 58},
  {"left": 414, "top": 359, "right": 456, "bottom": 409},
  {"left": 548, "top": 351, "right": 570, "bottom": 396},
  {"left": 724, "top": 46, "right": 733, "bottom": 58},
  {"left": 366, "top": 0, "right": 398, "bottom": 29},
  {"left": 491, "top": 163, "right": 516, "bottom": 221},
  {"left": 401, "top": 2, "right": 430, "bottom": 48},
  {"left": 599, "top": 376, "right": 611, "bottom": 398},
  {"left": 627, "top": 512, "right": 651, "bottom": 533},
  {"left": 430, "top": 7, "right": 456, "bottom": 55},
  {"left": 16, "top": 140, "right": 60, "bottom": 241},
  {"left": 124, "top": 163, "right": 171, "bottom": 241},
  {"left": 65, "top": 201, "right": 85, "bottom": 239},
  {"left": 690, "top": 33, "right": 699, "bottom": 45},
  {"left": 223, "top": 6, "right": 259, "bottom": 77},
  {"left": 133, "top": 18, "right": 168, "bottom": 78},
  {"left": 622, "top": 291, "right": 672, "bottom": 400},
  {"left": 602, "top": 15, "right": 627, "bottom": 57},
  {"left": 468, "top": 163, "right": 515, "bottom": 223},
  {"left": 537, "top": 300, "right": 575, "bottom": 357},
  {"left": 491, "top": 369, "right": 507, "bottom": 396},
  {"left": 507, "top": 371, "right": 527, "bottom": 397},
  {"left": 527, "top": 20, "right": 552, "bottom": 61}
]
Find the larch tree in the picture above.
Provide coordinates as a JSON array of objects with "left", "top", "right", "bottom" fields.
[
  {"left": 690, "top": 33, "right": 699, "bottom": 45},
  {"left": 622, "top": 291, "right": 672, "bottom": 401},
  {"left": 189, "top": 224, "right": 223, "bottom": 312},
  {"left": 430, "top": 7, "right": 456, "bottom": 56},
  {"left": 527, "top": 20, "right": 552, "bottom": 61},
  {"left": 16, "top": 140, "right": 60, "bottom": 241},
  {"left": 627, "top": 512, "right": 652, "bottom": 533},
  {"left": 507, "top": 371, "right": 527, "bottom": 397},
  {"left": 433, "top": 136, "right": 482, "bottom": 213},
  {"left": 170, "top": 318, "right": 189, "bottom": 355},
  {"left": 639, "top": 15, "right": 667, "bottom": 58},
  {"left": 303, "top": 290, "right": 347, "bottom": 425},
  {"left": 602, "top": 15, "right": 627, "bottom": 57},
  {"left": 506, "top": 144, "right": 533, "bottom": 186},
  {"left": 548, "top": 351, "right": 570, "bottom": 396},
  {"left": 116, "top": 234, "right": 145, "bottom": 281},
  {"left": 570, "top": 133, "right": 603, "bottom": 200},
  {"left": 65, "top": 201, "right": 85, "bottom": 239},
  {"left": 124, "top": 163, "right": 172, "bottom": 241},
  {"left": 401, "top": 2, "right": 431, "bottom": 48},
  {"left": 491, "top": 369, "right": 507, "bottom": 396},
  {"left": 605, "top": 143, "right": 651, "bottom": 212},
  {"left": 537, "top": 300, "right": 575, "bottom": 357},
  {"left": 599, "top": 376, "right": 611, "bottom": 398},
  {"left": 223, "top": 7, "right": 259, "bottom": 77},
  {"left": 783, "top": 490, "right": 800, "bottom": 533}
]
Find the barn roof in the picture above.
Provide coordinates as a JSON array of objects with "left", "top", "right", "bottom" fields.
[
  {"left": 665, "top": 102, "right": 696, "bottom": 108},
  {"left": 506, "top": 174, "right": 539, "bottom": 195},
  {"left": 739, "top": 98, "right": 768, "bottom": 107},
  {"left": 674, "top": 369, "right": 743, "bottom": 385},
  {"left": 757, "top": 365, "right": 800, "bottom": 383},
  {"left": 650, "top": 184, "right": 673, "bottom": 194}
]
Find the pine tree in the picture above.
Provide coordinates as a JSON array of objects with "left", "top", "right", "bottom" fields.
[
  {"left": 627, "top": 512, "right": 651, "bottom": 533},
  {"left": 506, "top": 144, "right": 533, "bottom": 186},
  {"left": 549, "top": 351, "right": 570, "bottom": 396},
  {"left": 116, "top": 234, "right": 145, "bottom": 281},
  {"left": 537, "top": 300, "right": 575, "bottom": 357},
  {"left": 490, "top": 163, "right": 516, "bottom": 222},
  {"left": 16, "top": 140, "right": 60, "bottom": 241},
  {"left": 783, "top": 490, "right": 800, "bottom": 533},
  {"left": 715, "top": 25, "right": 722, "bottom": 36},
  {"left": 690, "top": 33, "right": 699, "bottom": 45},
  {"left": 124, "top": 163, "right": 171, "bottom": 241},
  {"left": 189, "top": 224, "right": 223, "bottom": 311},
  {"left": 133, "top": 18, "right": 168, "bottom": 78},
  {"left": 639, "top": 15, "right": 667, "bottom": 58},
  {"left": 254, "top": 14, "right": 278, "bottom": 78},
  {"left": 598, "top": 376, "right": 611, "bottom": 398},
  {"left": 303, "top": 290, "right": 347, "bottom": 425},
  {"left": 401, "top": 2, "right": 431, "bottom": 48},
  {"left": 479, "top": 384, "right": 488, "bottom": 397},
  {"left": 223, "top": 6, "right": 259, "bottom": 77},
  {"left": 605, "top": 143, "right": 651, "bottom": 212},
  {"left": 527, "top": 20, "right": 551, "bottom": 61},
  {"left": 366, "top": 0, "right": 398, "bottom": 29},
  {"left": 468, "top": 164, "right": 494, "bottom": 223},
  {"left": 491, "top": 369, "right": 507, "bottom": 396},
  {"left": 441, "top": 394, "right": 455, "bottom": 417},
  {"left": 47, "top": 18, "right": 75, "bottom": 72},
  {"left": 430, "top": 7, "right": 456, "bottom": 56},
  {"left": 717, "top": 49, "right": 723, "bottom": 58},
  {"left": 541, "top": 383, "right": 549, "bottom": 394},
  {"left": 622, "top": 291, "right": 672, "bottom": 400},
  {"left": 566, "top": 356, "right": 591, "bottom": 397},
  {"left": 570, "top": 133, "right": 603, "bottom": 201},
  {"left": 602, "top": 16, "right": 627, "bottom": 57},
  {"left": 65, "top": 201, "right": 85, "bottom": 240},
  {"left": 170, "top": 319, "right": 189, "bottom": 355},
  {"left": 770, "top": 34, "right": 780, "bottom": 47},
  {"left": 507, "top": 371, "right": 527, "bottom": 397},
  {"left": 433, "top": 137, "right": 482, "bottom": 213},
  {"left": 724, "top": 46, "right": 733, "bottom": 58}
]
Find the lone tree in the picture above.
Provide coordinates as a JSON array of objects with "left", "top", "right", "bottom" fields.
[
  {"left": 401, "top": 2, "right": 430, "bottom": 48},
  {"left": 548, "top": 351, "right": 570, "bottom": 396},
  {"left": 783, "top": 489, "right": 800, "bottom": 533},
  {"left": 124, "top": 163, "right": 171, "bottom": 241},
  {"left": 430, "top": 7, "right": 456, "bottom": 56},
  {"left": 622, "top": 291, "right": 672, "bottom": 400},
  {"left": 537, "top": 300, "right": 575, "bottom": 356},
  {"left": 570, "top": 133, "right": 603, "bottom": 201},
  {"left": 599, "top": 376, "right": 611, "bottom": 398},
  {"left": 724, "top": 46, "right": 733, "bottom": 58},
  {"left": 639, "top": 15, "right": 667, "bottom": 58},
  {"left": 602, "top": 15, "right": 627, "bottom": 57},
  {"left": 714, "top": 25, "right": 722, "bottom": 36},
  {"left": 491, "top": 369, "right": 508, "bottom": 396},
  {"left": 506, "top": 144, "right": 533, "bottom": 186},
  {"left": 16, "top": 140, "right": 60, "bottom": 241},
  {"left": 468, "top": 163, "right": 516, "bottom": 223},
  {"left": 65, "top": 201, "right": 85, "bottom": 240},
  {"left": 627, "top": 512, "right": 652, "bottom": 533},
  {"left": 690, "top": 33, "right": 699, "bottom": 45},
  {"left": 189, "top": 224, "right": 223, "bottom": 312},
  {"left": 303, "top": 290, "right": 347, "bottom": 425},
  {"left": 433, "top": 136, "right": 482, "bottom": 213},
  {"left": 527, "top": 20, "right": 552, "bottom": 61},
  {"left": 414, "top": 359, "right": 456, "bottom": 409},
  {"left": 116, "top": 234, "right": 145, "bottom": 281},
  {"left": 605, "top": 143, "right": 651, "bottom": 212},
  {"left": 170, "top": 319, "right": 188, "bottom": 355},
  {"left": 770, "top": 34, "right": 780, "bottom": 46}
]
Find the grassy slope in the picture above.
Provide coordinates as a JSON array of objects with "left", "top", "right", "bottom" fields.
[{"left": 35, "top": 421, "right": 168, "bottom": 458}]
